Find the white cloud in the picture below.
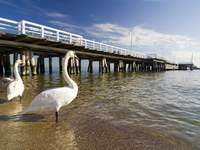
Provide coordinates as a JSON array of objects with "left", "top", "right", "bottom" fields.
[
  {"left": 85, "top": 23, "right": 200, "bottom": 65},
  {"left": 46, "top": 12, "right": 67, "bottom": 18},
  {"left": 0, "top": 0, "right": 19, "bottom": 8},
  {"left": 87, "top": 23, "right": 198, "bottom": 48}
]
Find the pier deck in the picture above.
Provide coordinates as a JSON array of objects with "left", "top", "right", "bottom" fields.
[{"left": 0, "top": 18, "right": 177, "bottom": 76}]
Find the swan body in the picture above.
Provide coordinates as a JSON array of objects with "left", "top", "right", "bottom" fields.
[
  {"left": 22, "top": 51, "right": 78, "bottom": 122},
  {"left": 7, "top": 59, "right": 24, "bottom": 101}
]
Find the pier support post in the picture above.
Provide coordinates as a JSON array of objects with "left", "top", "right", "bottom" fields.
[
  {"left": 0, "top": 53, "right": 3, "bottom": 76},
  {"left": 3, "top": 53, "right": 11, "bottom": 76},
  {"left": 21, "top": 51, "right": 36, "bottom": 76},
  {"left": 99, "top": 60, "right": 102, "bottom": 73},
  {"left": 153, "top": 62, "right": 157, "bottom": 72},
  {"left": 136, "top": 62, "right": 140, "bottom": 72},
  {"left": 123, "top": 62, "right": 126, "bottom": 72},
  {"left": 107, "top": 60, "right": 111, "bottom": 72},
  {"left": 70, "top": 58, "right": 75, "bottom": 74},
  {"left": 40, "top": 55, "right": 45, "bottom": 74},
  {"left": 114, "top": 61, "right": 119, "bottom": 72},
  {"left": 78, "top": 58, "right": 81, "bottom": 74},
  {"left": 49, "top": 57, "right": 52, "bottom": 74},
  {"left": 102, "top": 58, "right": 108, "bottom": 73},
  {"left": 128, "top": 63, "right": 131, "bottom": 72},
  {"left": 59, "top": 56, "right": 62, "bottom": 73},
  {"left": 30, "top": 51, "right": 36, "bottom": 75},
  {"left": 132, "top": 62, "right": 136, "bottom": 72},
  {"left": 22, "top": 51, "right": 30, "bottom": 76},
  {"left": 88, "top": 59, "right": 93, "bottom": 73},
  {"left": 75, "top": 58, "right": 79, "bottom": 74},
  {"left": 163, "top": 64, "right": 166, "bottom": 71},
  {"left": 36, "top": 57, "right": 40, "bottom": 74},
  {"left": 119, "top": 60, "right": 124, "bottom": 72},
  {"left": 141, "top": 62, "right": 145, "bottom": 72}
]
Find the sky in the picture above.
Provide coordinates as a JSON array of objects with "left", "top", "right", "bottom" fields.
[{"left": 0, "top": 0, "right": 200, "bottom": 66}]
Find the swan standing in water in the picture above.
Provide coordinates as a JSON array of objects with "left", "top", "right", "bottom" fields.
[
  {"left": 22, "top": 51, "right": 78, "bottom": 122},
  {"left": 7, "top": 59, "right": 24, "bottom": 101}
]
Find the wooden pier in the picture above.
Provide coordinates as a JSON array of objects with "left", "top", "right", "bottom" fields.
[{"left": 0, "top": 18, "right": 177, "bottom": 76}]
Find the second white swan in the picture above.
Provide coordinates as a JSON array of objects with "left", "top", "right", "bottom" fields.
[{"left": 7, "top": 59, "right": 24, "bottom": 101}]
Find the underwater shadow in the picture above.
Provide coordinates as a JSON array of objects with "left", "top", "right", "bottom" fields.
[
  {"left": 0, "top": 98, "right": 8, "bottom": 104},
  {"left": 0, "top": 114, "right": 44, "bottom": 122}
]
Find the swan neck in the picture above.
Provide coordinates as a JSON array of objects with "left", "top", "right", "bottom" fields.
[
  {"left": 14, "top": 62, "right": 22, "bottom": 81},
  {"left": 63, "top": 55, "right": 78, "bottom": 91}
]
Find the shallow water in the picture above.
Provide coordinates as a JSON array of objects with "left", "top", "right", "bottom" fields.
[{"left": 0, "top": 71, "right": 200, "bottom": 149}]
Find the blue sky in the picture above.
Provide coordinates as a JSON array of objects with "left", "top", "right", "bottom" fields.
[{"left": 1, "top": 0, "right": 200, "bottom": 65}]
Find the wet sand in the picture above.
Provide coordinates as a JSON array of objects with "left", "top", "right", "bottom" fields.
[{"left": 0, "top": 104, "right": 194, "bottom": 150}]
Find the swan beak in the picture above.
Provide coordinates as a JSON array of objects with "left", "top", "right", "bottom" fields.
[{"left": 74, "top": 55, "right": 79, "bottom": 60}]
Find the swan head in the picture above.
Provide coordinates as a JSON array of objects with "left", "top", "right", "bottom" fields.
[
  {"left": 15, "top": 59, "right": 23, "bottom": 65},
  {"left": 67, "top": 51, "right": 78, "bottom": 60},
  {"left": 16, "top": 59, "right": 23, "bottom": 64}
]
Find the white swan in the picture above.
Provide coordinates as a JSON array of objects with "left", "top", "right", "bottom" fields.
[
  {"left": 7, "top": 59, "right": 24, "bottom": 101},
  {"left": 22, "top": 51, "right": 78, "bottom": 122}
]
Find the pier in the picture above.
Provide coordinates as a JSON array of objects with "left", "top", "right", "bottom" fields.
[{"left": 0, "top": 18, "right": 177, "bottom": 76}]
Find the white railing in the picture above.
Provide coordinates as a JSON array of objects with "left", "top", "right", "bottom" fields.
[
  {"left": 0, "top": 17, "right": 149, "bottom": 59},
  {"left": 18, "top": 20, "right": 82, "bottom": 45},
  {"left": 0, "top": 18, "right": 18, "bottom": 34}
]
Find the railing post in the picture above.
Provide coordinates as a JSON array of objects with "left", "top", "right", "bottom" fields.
[
  {"left": 70, "top": 34, "right": 72, "bottom": 44},
  {"left": 93, "top": 41, "right": 95, "bottom": 49},
  {"left": 41, "top": 26, "right": 44, "bottom": 38},
  {"left": 85, "top": 39, "right": 87, "bottom": 48},
  {"left": 56, "top": 31, "right": 59, "bottom": 41},
  {"left": 80, "top": 37, "right": 83, "bottom": 46},
  {"left": 100, "top": 44, "right": 102, "bottom": 51},
  {"left": 21, "top": 20, "right": 25, "bottom": 35}
]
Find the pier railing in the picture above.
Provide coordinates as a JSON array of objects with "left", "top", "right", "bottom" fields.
[{"left": 0, "top": 17, "right": 153, "bottom": 59}]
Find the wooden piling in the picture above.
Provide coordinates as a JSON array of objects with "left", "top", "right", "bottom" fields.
[
  {"left": 128, "top": 63, "right": 131, "bottom": 72},
  {"left": 99, "top": 60, "right": 102, "bottom": 73},
  {"left": 107, "top": 61, "right": 110, "bottom": 72},
  {"left": 88, "top": 59, "right": 93, "bottom": 73},
  {"left": 119, "top": 61, "right": 124, "bottom": 72},
  {"left": 70, "top": 58, "right": 75, "bottom": 74},
  {"left": 3, "top": 53, "right": 11, "bottom": 76},
  {"left": 40, "top": 56, "right": 45, "bottom": 74},
  {"left": 114, "top": 62, "right": 119, "bottom": 72},
  {"left": 36, "top": 57, "right": 40, "bottom": 74},
  {"left": 49, "top": 57, "right": 52, "bottom": 74},
  {"left": 74, "top": 58, "right": 79, "bottom": 74},
  {"left": 0, "top": 53, "right": 3, "bottom": 76},
  {"left": 59, "top": 56, "right": 62, "bottom": 73},
  {"left": 132, "top": 63, "right": 135, "bottom": 72},
  {"left": 122, "top": 61, "right": 125, "bottom": 72},
  {"left": 78, "top": 58, "right": 81, "bottom": 73}
]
